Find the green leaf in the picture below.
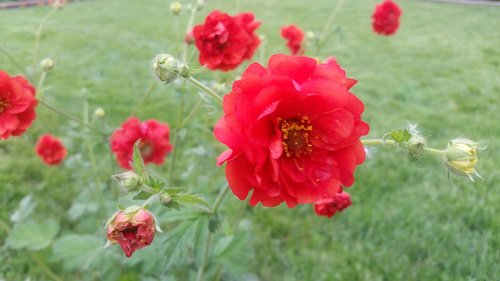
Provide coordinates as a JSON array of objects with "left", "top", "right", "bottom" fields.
[
  {"left": 389, "top": 129, "right": 412, "bottom": 144},
  {"left": 159, "top": 209, "right": 206, "bottom": 222},
  {"left": 5, "top": 219, "right": 59, "bottom": 250},
  {"left": 131, "top": 139, "right": 150, "bottom": 185},
  {"left": 51, "top": 234, "right": 103, "bottom": 271},
  {"left": 173, "top": 193, "right": 213, "bottom": 213},
  {"left": 10, "top": 194, "right": 36, "bottom": 223}
]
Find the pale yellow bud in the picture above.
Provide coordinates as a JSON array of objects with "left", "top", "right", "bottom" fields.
[
  {"left": 444, "top": 138, "right": 483, "bottom": 181},
  {"left": 94, "top": 108, "right": 105, "bottom": 118},
  {"left": 170, "top": 2, "right": 182, "bottom": 15},
  {"left": 40, "top": 58, "right": 55, "bottom": 72}
]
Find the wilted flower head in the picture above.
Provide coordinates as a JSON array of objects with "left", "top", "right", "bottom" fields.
[
  {"left": 106, "top": 206, "right": 157, "bottom": 257},
  {"left": 444, "top": 138, "right": 483, "bottom": 181},
  {"left": 314, "top": 191, "right": 352, "bottom": 218}
]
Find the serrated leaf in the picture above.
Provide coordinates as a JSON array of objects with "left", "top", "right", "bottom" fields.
[
  {"left": 10, "top": 194, "right": 36, "bottom": 223},
  {"left": 52, "top": 234, "right": 103, "bottom": 271},
  {"left": 214, "top": 235, "right": 235, "bottom": 257},
  {"left": 159, "top": 209, "right": 206, "bottom": 222},
  {"left": 131, "top": 139, "right": 150, "bottom": 186},
  {"left": 6, "top": 219, "right": 59, "bottom": 250},
  {"left": 132, "top": 190, "right": 151, "bottom": 200},
  {"left": 174, "top": 193, "right": 213, "bottom": 213}
]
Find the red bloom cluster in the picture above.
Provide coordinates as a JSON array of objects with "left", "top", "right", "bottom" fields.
[
  {"left": 35, "top": 134, "right": 67, "bottom": 165},
  {"left": 107, "top": 206, "right": 156, "bottom": 257},
  {"left": 372, "top": 0, "right": 402, "bottom": 36},
  {"left": 110, "top": 117, "right": 173, "bottom": 170},
  {"left": 215, "top": 55, "right": 369, "bottom": 207},
  {"left": 281, "top": 25, "right": 304, "bottom": 55},
  {"left": 193, "top": 10, "right": 260, "bottom": 71},
  {"left": 0, "top": 70, "right": 37, "bottom": 139},
  {"left": 314, "top": 191, "right": 352, "bottom": 218}
]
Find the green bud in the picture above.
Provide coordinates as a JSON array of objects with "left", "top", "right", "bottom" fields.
[
  {"left": 112, "top": 171, "right": 141, "bottom": 190},
  {"left": 170, "top": 2, "right": 182, "bottom": 15},
  {"left": 152, "top": 54, "right": 179, "bottom": 84},
  {"left": 40, "top": 58, "right": 55, "bottom": 72}
]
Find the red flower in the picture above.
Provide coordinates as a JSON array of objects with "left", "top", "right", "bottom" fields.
[
  {"left": 314, "top": 191, "right": 352, "bottom": 218},
  {"left": 372, "top": 0, "right": 402, "bottom": 36},
  {"left": 106, "top": 206, "right": 156, "bottom": 257},
  {"left": 110, "top": 117, "right": 173, "bottom": 170},
  {"left": 0, "top": 70, "right": 37, "bottom": 139},
  {"left": 215, "top": 55, "right": 369, "bottom": 207},
  {"left": 35, "top": 134, "right": 67, "bottom": 165},
  {"left": 193, "top": 10, "right": 260, "bottom": 71},
  {"left": 281, "top": 25, "right": 304, "bottom": 55}
]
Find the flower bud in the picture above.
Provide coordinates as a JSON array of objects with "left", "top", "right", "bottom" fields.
[
  {"left": 106, "top": 206, "right": 156, "bottom": 257},
  {"left": 112, "top": 171, "right": 140, "bottom": 190},
  {"left": 444, "top": 138, "right": 482, "bottom": 181},
  {"left": 178, "top": 63, "right": 190, "bottom": 78},
  {"left": 196, "top": 0, "right": 205, "bottom": 10},
  {"left": 306, "top": 31, "right": 315, "bottom": 39},
  {"left": 184, "top": 29, "right": 195, "bottom": 44},
  {"left": 170, "top": 2, "right": 182, "bottom": 15},
  {"left": 94, "top": 107, "right": 105, "bottom": 118},
  {"left": 313, "top": 191, "right": 352, "bottom": 218},
  {"left": 152, "top": 54, "right": 179, "bottom": 84},
  {"left": 40, "top": 58, "right": 55, "bottom": 72}
]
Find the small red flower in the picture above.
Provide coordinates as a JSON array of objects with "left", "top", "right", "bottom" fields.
[
  {"left": 35, "top": 134, "right": 67, "bottom": 165},
  {"left": 281, "top": 25, "right": 304, "bottom": 55},
  {"left": 372, "top": 0, "right": 402, "bottom": 36},
  {"left": 215, "top": 54, "right": 369, "bottom": 207},
  {"left": 314, "top": 191, "right": 352, "bottom": 218},
  {"left": 110, "top": 117, "right": 173, "bottom": 170},
  {"left": 0, "top": 70, "right": 37, "bottom": 139},
  {"left": 106, "top": 206, "right": 156, "bottom": 257},
  {"left": 193, "top": 10, "right": 260, "bottom": 71}
]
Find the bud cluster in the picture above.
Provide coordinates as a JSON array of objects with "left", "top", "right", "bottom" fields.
[{"left": 152, "top": 54, "right": 190, "bottom": 84}]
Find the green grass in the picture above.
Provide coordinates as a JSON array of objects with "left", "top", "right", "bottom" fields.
[{"left": 1, "top": 0, "right": 499, "bottom": 280}]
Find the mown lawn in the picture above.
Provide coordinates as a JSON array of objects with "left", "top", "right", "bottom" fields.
[{"left": 1, "top": 0, "right": 499, "bottom": 280}]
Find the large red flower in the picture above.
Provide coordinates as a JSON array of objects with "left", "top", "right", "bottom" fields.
[
  {"left": 35, "top": 134, "right": 67, "bottom": 165},
  {"left": 281, "top": 25, "right": 304, "bottom": 55},
  {"left": 215, "top": 55, "right": 369, "bottom": 207},
  {"left": 110, "top": 117, "right": 173, "bottom": 170},
  {"left": 193, "top": 10, "right": 260, "bottom": 71},
  {"left": 313, "top": 190, "right": 352, "bottom": 218},
  {"left": 0, "top": 70, "right": 37, "bottom": 139},
  {"left": 372, "top": 0, "right": 402, "bottom": 36}
]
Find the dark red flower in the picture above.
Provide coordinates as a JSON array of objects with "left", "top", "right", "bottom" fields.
[
  {"left": 193, "top": 10, "right": 260, "bottom": 71},
  {"left": 106, "top": 206, "right": 156, "bottom": 257},
  {"left": 35, "top": 134, "right": 67, "bottom": 165},
  {"left": 281, "top": 25, "right": 304, "bottom": 55},
  {"left": 0, "top": 70, "right": 37, "bottom": 139},
  {"left": 214, "top": 55, "right": 369, "bottom": 207},
  {"left": 110, "top": 117, "right": 173, "bottom": 170},
  {"left": 314, "top": 190, "right": 352, "bottom": 218},
  {"left": 372, "top": 0, "right": 402, "bottom": 36}
]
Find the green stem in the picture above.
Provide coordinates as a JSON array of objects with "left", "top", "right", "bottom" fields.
[
  {"left": 185, "top": 76, "right": 223, "bottom": 105},
  {"left": 196, "top": 231, "right": 212, "bottom": 281},
  {"left": 213, "top": 184, "right": 230, "bottom": 214},
  {"left": 361, "top": 139, "right": 396, "bottom": 146},
  {"left": 0, "top": 45, "right": 32, "bottom": 81},
  {"left": 30, "top": 252, "right": 64, "bottom": 281},
  {"left": 38, "top": 99, "right": 107, "bottom": 136},
  {"left": 36, "top": 71, "right": 48, "bottom": 99},
  {"left": 168, "top": 94, "right": 185, "bottom": 183},
  {"left": 33, "top": 7, "right": 57, "bottom": 71},
  {"left": 424, "top": 147, "right": 446, "bottom": 157},
  {"left": 182, "top": 5, "right": 198, "bottom": 62},
  {"left": 130, "top": 81, "right": 157, "bottom": 116},
  {"left": 316, "top": 0, "right": 347, "bottom": 52}
]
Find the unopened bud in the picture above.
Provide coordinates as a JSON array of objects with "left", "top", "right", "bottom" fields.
[
  {"left": 170, "top": 2, "right": 182, "bottom": 15},
  {"left": 444, "top": 138, "right": 483, "bottom": 181},
  {"left": 40, "top": 58, "right": 55, "bottom": 72},
  {"left": 94, "top": 107, "right": 105, "bottom": 118},
  {"left": 152, "top": 54, "right": 179, "bottom": 84},
  {"left": 184, "top": 29, "right": 195, "bottom": 44},
  {"left": 196, "top": 0, "right": 205, "bottom": 10},
  {"left": 306, "top": 31, "right": 315, "bottom": 39},
  {"left": 112, "top": 171, "right": 140, "bottom": 190},
  {"left": 178, "top": 63, "right": 190, "bottom": 78}
]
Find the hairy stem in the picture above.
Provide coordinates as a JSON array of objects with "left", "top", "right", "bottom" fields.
[
  {"left": 185, "top": 76, "right": 223, "bottom": 105},
  {"left": 33, "top": 7, "right": 57, "bottom": 71},
  {"left": 0, "top": 45, "right": 32, "bottom": 81},
  {"left": 316, "top": 0, "right": 347, "bottom": 51}
]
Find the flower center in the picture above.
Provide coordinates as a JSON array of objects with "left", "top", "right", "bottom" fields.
[
  {"left": 139, "top": 141, "right": 153, "bottom": 157},
  {"left": 280, "top": 115, "right": 313, "bottom": 158},
  {"left": 0, "top": 98, "right": 9, "bottom": 114}
]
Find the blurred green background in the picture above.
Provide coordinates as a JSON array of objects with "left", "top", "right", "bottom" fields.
[{"left": 1, "top": 0, "right": 499, "bottom": 280}]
